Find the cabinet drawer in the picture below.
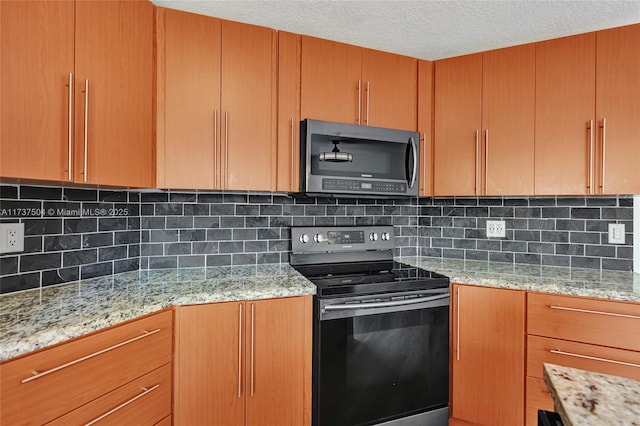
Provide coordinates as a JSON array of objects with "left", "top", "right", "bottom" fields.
[
  {"left": 48, "top": 364, "right": 171, "bottom": 425},
  {"left": 527, "top": 335, "right": 640, "bottom": 380},
  {"left": 525, "top": 377, "right": 554, "bottom": 426},
  {"left": 527, "top": 292, "right": 640, "bottom": 351},
  {"left": 1, "top": 309, "right": 173, "bottom": 425}
]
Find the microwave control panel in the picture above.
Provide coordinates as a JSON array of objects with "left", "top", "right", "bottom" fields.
[{"left": 322, "top": 178, "right": 406, "bottom": 193}]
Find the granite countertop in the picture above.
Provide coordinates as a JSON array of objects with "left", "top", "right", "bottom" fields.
[
  {"left": 399, "top": 256, "right": 640, "bottom": 303},
  {"left": 0, "top": 264, "right": 315, "bottom": 362},
  {"left": 543, "top": 363, "right": 640, "bottom": 426},
  {"left": 2, "top": 256, "right": 639, "bottom": 362}
]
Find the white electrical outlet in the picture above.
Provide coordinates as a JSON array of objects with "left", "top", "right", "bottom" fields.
[
  {"left": 608, "top": 223, "right": 625, "bottom": 244},
  {"left": 0, "top": 223, "right": 25, "bottom": 254},
  {"left": 486, "top": 220, "right": 506, "bottom": 238}
]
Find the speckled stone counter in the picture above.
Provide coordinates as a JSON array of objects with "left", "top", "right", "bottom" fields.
[
  {"left": 398, "top": 256, "right": 640, "bottom": 303},
  {"left": 0, "top": 264, "right": 315, "bottom": 361},
  {"left": 543, "top": 363, "right": 640, "bottom": 425}
]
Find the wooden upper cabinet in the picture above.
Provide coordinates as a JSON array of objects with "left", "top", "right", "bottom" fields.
[
  {"left": 1, "top": 1, "right": 75, "bottom": 181},
  {"left": 595, "top": 23, "right": 640, "bottom": 195},
  {"left": 361, "top": 49, "right": 417, "bottom": 130},
  {"left": 74, "top": 0, "right": 154, "bottom": 187},
  {"left": 156, "top": 8, "right": 221, "bottom": 190},
  {"left": 418, "top": 60, "right": 434, "bottom": 196},
  {"left": 434, "top": 53, "right": 482, "bottom": 196},
  {"left": 451, "top": 284, "right": 525, "bottom": 426},
  {"left": 221, "top": 21, "right": 277, "bottom": 191},
  {"left": 276, "top": 31, "right": 301, "bottom": 192},
  {"left": 301, "top": 36, "right": 362, "bottom": 124},
  {"left": 482, "top": 44, "right": 535, "bottom": 195},
  {"left": 534, "top": 33, "right": 596, "bottom": 195}
]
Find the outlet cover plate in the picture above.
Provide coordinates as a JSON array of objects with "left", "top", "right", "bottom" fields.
[
  {"left": 608, "top": 223, "right": 625, "bottom": 244},
  {"left": 0, "top": 223, "right": 25, "bottom": 254},
  {"left": 486, "top": 220, "right": 506, "bottom": 238}
]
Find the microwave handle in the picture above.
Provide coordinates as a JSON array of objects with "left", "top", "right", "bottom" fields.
[{"left": 407, "top": 136, "right": 418, "bottom": 189}]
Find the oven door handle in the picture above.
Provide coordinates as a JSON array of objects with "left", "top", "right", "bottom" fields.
[{"left": 323, "top": 293, "right": 449, "bottom": 312}]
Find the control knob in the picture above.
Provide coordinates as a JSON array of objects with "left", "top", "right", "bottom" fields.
[
  {"left": 369, "top": 232, "right": 378, "bottom": 242},
  {"left": 381, "top": 232, "right": 390, "bottom": 241},
  {"left": 314, "top": 233, "right": 325, "bottom": 243},
  {"left": 299, "top": 234, "right": 310, "bottom": 244}
]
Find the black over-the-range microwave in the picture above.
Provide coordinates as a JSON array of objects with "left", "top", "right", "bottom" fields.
[{"left": 299, "top": 119, "right": 420, "bottom": 198}]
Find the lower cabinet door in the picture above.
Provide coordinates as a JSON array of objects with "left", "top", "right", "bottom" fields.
[
  {"left": 48, "top": 364, "right": 172, "bottom": 425},
  {"left": 525, "top": 377, "right": 555, "bottom": 426},
  {"left": 174, "top": 296, "right": 312, "bottom": 426},
  {"left": 451, "top": 284, "right": 526, "bottom": 426}
]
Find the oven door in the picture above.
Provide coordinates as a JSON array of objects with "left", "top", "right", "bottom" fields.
[{"left": 314, "top": 291, "right": 450, "bottom": 426}]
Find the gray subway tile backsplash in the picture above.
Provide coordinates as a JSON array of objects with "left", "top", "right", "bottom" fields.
[{"left": 0, "top": 183, "right": 636, "bottom": 294}]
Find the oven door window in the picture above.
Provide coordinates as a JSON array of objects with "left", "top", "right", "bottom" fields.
[{"left": 318, "top": 305, "right": 449, "bottom": 426}]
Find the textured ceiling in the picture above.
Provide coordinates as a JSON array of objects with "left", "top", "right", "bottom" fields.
[{"left": 152, "top": 0, "right": 640, "bottom": 60}]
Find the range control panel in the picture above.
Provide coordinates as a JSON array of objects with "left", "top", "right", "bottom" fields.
[{"left": 291, "top": 226, "right": 395, "bottom": 254}]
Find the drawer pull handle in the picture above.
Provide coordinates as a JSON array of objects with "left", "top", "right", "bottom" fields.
[
  {"left": 83, "top": 384, "right": 160, "bottom": 426},
  {"left": 550, "top": 349, "right": 640, "bottom": 369},
  {"left": 549, "top": 305, "right": 640, "bottom": 320},
  {"left": 21, "top": 329, "right": 161, "bottom": 384}
]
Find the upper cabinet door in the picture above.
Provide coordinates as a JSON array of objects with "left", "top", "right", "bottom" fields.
[
  {"left": 434, "top": 53, "right": 483, "bottom": 196},
  {"left": 74, "top": 0, "right": 154, "bottom": 187},
  {"left": 276, "top": 31, "right": 301, "bottom": 193},
  {"left": 596, "top": 23, "right": 640, "bottom": 195},
  {"left": 0, "top": 1, "right": 75, "bottom": 182},
  {"left": 221, "top": 21, "right": 277, "bottom": 191},
  {"left": 157, "top": 8, "right": 221, "bottom": 190},
  {"left": 482, "top": 44, "right": 535, "bottom": 196},
  {"left": 361, "top": 49, "right": 417, "bottom": 130},
  {"left": 301, "top": 36, "right": 362, "bottom": 124},
  {"left": 535, "top": 33, "right": 596, "bottom": 195},
  {"left": 418, "top": 60, "right": 434, "bottom": 196}
]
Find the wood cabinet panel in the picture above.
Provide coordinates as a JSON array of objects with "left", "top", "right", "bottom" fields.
[
  {"left": 74, "top": 0, "right": 154, "bottom": 187},
  {"left": 361, "top": 49, "right": 417, "bottom": 130},
  {"left": 525, "top": 377, "right": 554, "bottom": 426},
  {"left": 174, "top": 302, "right": 244, "bottom": 426},
  {"left": 434, "top": 53, "right": 482, "bottom": 196},
  {"left": 1, "top": 310, "right": 173, "bottom": 425},
  {"left": 157, "top": 8, "right": 221, "bottom": 189},
  {"left": 0, "top": 0, "right": 75, "bottom": 182},
  {"left": 301, "top": 36, "right": 362, "bottom": 124},
  {"left": 595, "top": 23, "right": 640, "bottom": 194},
  {"left": 527, "top": 293, "right": 640, "bottom": 352},
  {"left": 534, "top": 33, "right": 596, "bottom": 195},
  {"left": 451, "top": 284, "right": 525, "bottom": 426},
  {"left": 221, "top": 20, "right": 277, "bottom": 191},
  {"left": 527, "top": 334, "right": 640, "bottom": 380},
  {"left": 245, "top": 296, "right": 312, "bottom": 426},
  {"left": 155, "top": 415, "right": 172, "bottom": 426},
  {"left": 482, "top": 44, "right": 535, "bottom": 195},
  {"left": 418, "top": 60, "right": 434, "bottom": 196},
  {"left": 47, "top": 364, "right": 172, "bottom": 426},
  {"left": 175, "top": 296, "right": 312, "bottom": 426},
  {"left": 276, "top": 31, "right": 301, "bottom": 192}
]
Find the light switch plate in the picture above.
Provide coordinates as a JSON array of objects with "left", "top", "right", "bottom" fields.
[
  {"left": 486, "top": 220, "right": 506, "bottom": 238},
  {"left": 0, "top": 223, "right": 25, "bottom": 254},
  {"left": 608, "top": 223, "right": 625, "bottom": 244}
]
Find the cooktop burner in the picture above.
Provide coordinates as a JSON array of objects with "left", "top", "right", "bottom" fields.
[{"left": 289, "top": 226, "right": 449, "bottom": 298}]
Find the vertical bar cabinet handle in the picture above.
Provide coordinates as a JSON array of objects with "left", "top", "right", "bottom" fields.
[
  {"left": 66, "top": 72, "right": 73, "bottom": 181},
  {"left": 83, "top": 79, "right": 89, "bottom": 182},
  {"left": 357, "top": 80, "right": 362, "bottom": 125},
  {"left": 250, "top": 303, "right": 255, "bottom": 396},
  {"left": 588, "top": 120, "right": 594, "bottom": 194},
  {"left": 225, "top": 111, "right": 229, "bottom": 189},
  {"left": 214, "top": 110, "right": 218, "bottom": 188},
  {"left": 456, "top": 286, "right": 460, "bottom": 361},
  {"left": 291, "top": 117, "right": 295, "bottom": 190},
  {"left": 238, "top": 303, "right": 243, "bottom": 398},
  {"left": 600, "top": 117, "right": 606, "bottom": 193},
  {"left": 474, "top": 129, "right": 479, "bottom": 195},
  {"left": 484, "top": 129, "right": 489, "bottom": 195},
  {"left": 366, "top": 81, "right": 370, "bottom": 125}
]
